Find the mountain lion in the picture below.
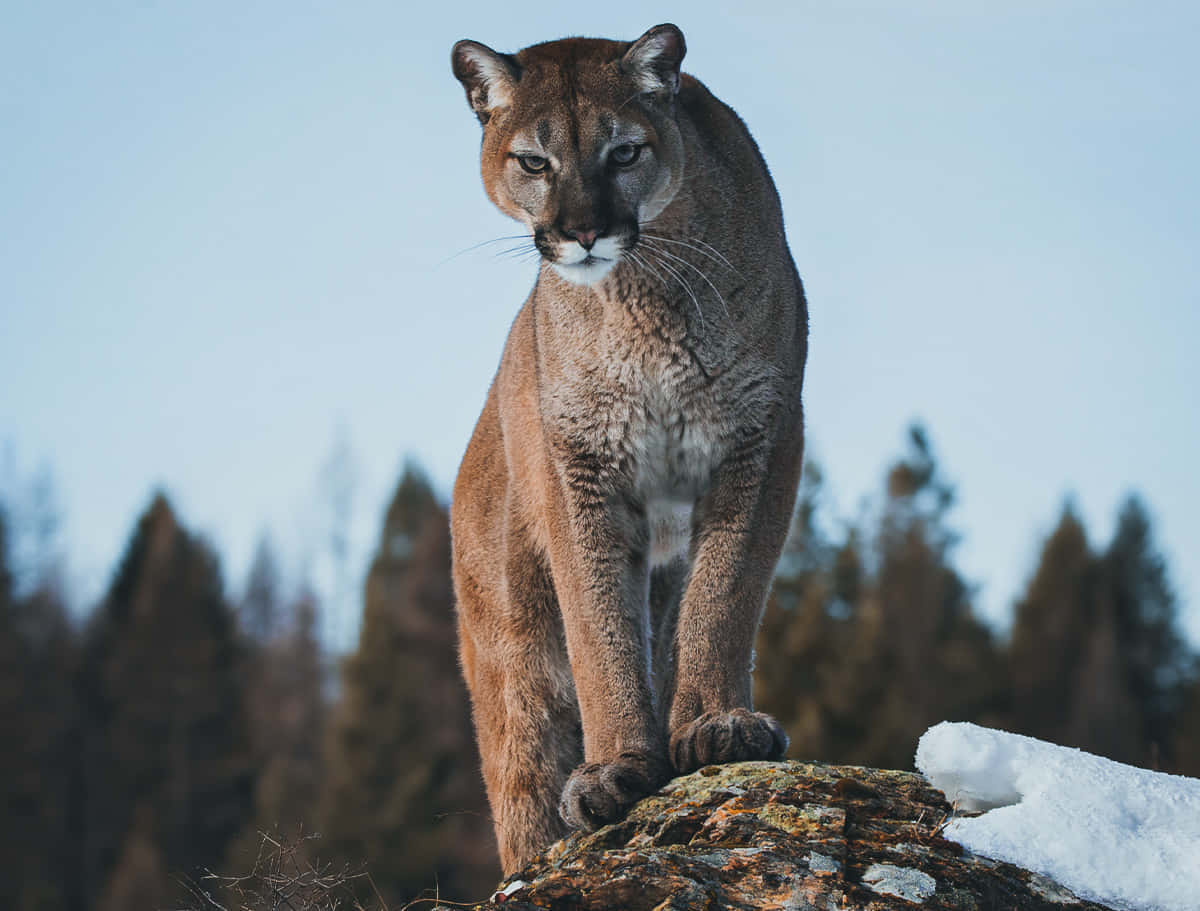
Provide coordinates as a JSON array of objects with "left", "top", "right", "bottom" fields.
[{"left": 450, "top": 23, "right": 808, "bottom": 874}]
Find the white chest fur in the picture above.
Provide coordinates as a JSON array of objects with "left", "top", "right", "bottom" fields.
[
  {"left": 624, "top": 379, "right": 724, "bottom": 568},
  {"left": 544, "top": 313, "right": 771, "bottom": 568}
]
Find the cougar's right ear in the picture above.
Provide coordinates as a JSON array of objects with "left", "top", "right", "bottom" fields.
[
  {"left": 452, "top": 40, "right": 521, "bottom": 123},
  {"left": 621, "top": 24, "right": 686, "bottom": 96}
]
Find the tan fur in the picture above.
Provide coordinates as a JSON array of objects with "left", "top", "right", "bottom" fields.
[{"left": 450, "top": 24, "right": 808, "bottom": 874}]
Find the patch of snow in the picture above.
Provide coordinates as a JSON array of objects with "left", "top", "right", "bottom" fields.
[
  {"left": 861, "top": 863, "right": 937, "bottom": 902},
  {"left": 916, "top": 722, "right": 1200, "bottom": 911}
]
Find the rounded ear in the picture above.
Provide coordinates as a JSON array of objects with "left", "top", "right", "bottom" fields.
[
  {"left": 452, "top": 39, "right": 521, "bottom": 123},
  {"left": 620, "top": 23, "right": 686, "bottom": 96}
]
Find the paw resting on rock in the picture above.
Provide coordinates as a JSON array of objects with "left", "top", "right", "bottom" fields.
[
  {"left": 559, "top": 750, "right": 671, "bottom": 831},
  {"left": 670, "top": 707, "right": 789, "bottom": 775}
]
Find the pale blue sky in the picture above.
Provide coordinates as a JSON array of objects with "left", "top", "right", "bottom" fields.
[{"left": 3, "top": 2, "right": 1198, "bottom": 648}]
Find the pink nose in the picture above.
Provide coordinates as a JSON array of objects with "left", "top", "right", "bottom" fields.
[{"left": 567, "top": 228, "right": 599, "bottom": 250}]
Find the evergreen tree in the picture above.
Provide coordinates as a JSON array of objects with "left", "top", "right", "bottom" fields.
[
  {"left": 755, "top": 462, "right": 868, "bottom": 761},
  {"left": 77, "top": 493, "right": 254, "bottom": 909},
  {"left": 240, "top": 534, "right": 283, "bottom": 644},
  {"left": 95, "top": 807, "right": 167, "bottom": 911},
  {"left": 228, "top": 582, "right": 326, "bottom": 869},
  {"left": 319, "top": 465, "right": 497, "bottom": 907},
  {"left": 1174, "top": 680, "right": 1200, "bottom": 777},
  {"left": 0, "top": 507, "right": 81, "bottom": 911},
  {"left": 1097, "top": 496, "right": 1194, "bottom": 766},
  {"left": 856, "top": 426, "right": 1004, "bottom": 768},
  {"left": 255, "top": 591, "right": 324, "bottom": 827},
  {"left": 1064, "top": 595, "right": 1141, "bottom": 764},
  {"left": 1007, "top": 503, "right": 1096, "bottom": 744},
  {"left": 1007, "top": 495, "right": 1195, "bottom": 768},
  {"left": 755, "top": 427, "right": 1003, "bottom": 770}
]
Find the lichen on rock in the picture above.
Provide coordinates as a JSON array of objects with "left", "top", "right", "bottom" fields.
[
  {"left": 860, "top": 863, "right": 937, "bottom": 902},
  {"left": 461, "top": 760, "right": 1106, "bottom": 910}
]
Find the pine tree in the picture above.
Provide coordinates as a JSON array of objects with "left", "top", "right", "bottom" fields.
[
  {"left": 755, "top": 461, "right": 865, "bottom": 761},
  {"left": 318, "top": 465, "right": 497, "bottom": 907},
  {"left": 1064, "top": 595, "right": 1141, "bottom": 764},
  {"left": 1094, "top": 496, "right": 1193, "bottom": 766},
  {"left": 755, "top": 427, "right": 1004, "bottom": 770},
  {"left": 1007, "top": 495, "right": 1195, "bottom": 768},
  {"left": 254, "top": 591, "right": 324, "bottom": 828},
  {"left": 851, "top": 426, "right": 1004, "bottom": 768},
  {"left": 77, "top": 493, "right": 254, "bottom": 909},
  {"left": 228, "top": 581, "right": 326, "bottom": 869},
  {"left": 1007, "top": 503, "right": 1096, "bottom": 744},
  {"left": 240, "top": 534, "right": 283, "bottom": 644},
  {"left": 0, "top": 507, "right": 81, "bottom": 911},
  {"left": 1174, "top": 680, "right": 1200, "bottom": 777},
  {"left": 95, "top": 807, "right": 168, "bottom": 911}
]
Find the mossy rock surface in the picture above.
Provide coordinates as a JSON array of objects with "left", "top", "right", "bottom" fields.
[{"left": 465, "top": 760, "right": 1106, "bottom": 910}]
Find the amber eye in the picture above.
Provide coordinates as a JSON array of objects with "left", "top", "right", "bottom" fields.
[
  {"left": 517, "top": 155, "right": 549, "bottom": 174},
  {"left": 610, "top": 144, "right": 642, "bottom": 167}
]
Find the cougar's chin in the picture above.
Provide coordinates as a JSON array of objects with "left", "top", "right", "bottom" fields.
[
  {"left": 551, "top": 257, "right": 620, "bottom": 285},
  {"left": 549, "top": 236, "right": 623, "bottom": 286}
]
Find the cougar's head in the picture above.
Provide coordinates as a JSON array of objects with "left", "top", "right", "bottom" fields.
[{"left": 452, "top": 25, "right": 687, "bottom": 286}]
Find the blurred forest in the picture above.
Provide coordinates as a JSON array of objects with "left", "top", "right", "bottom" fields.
[{"left": 2, "top": 423, "right": 1198, "bottom": 910}]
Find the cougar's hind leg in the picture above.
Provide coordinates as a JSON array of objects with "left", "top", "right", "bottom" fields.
[{"left": 455, "top": 544, "right": 580, "bottom": 875}]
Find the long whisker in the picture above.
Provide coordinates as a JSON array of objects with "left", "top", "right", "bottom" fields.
[
  {"left": 627, "top": 249, "right": 674, "bottom": 299},
  {"left": 642, "top": 247, "right": 704, "bottom": 328},
  {"left": 496, "top": 242, "right": 539, "bottom": 259},
  {"left": 437, "top": 234, "right": 534, "bottom": 267},
  {"left": 641, "top": 240, "right": 731, "bottom": 319},
  {"left": 627, "top": 249, "right": 667, "bottom": 288},
  {"left": 640, "top": 232, "right": 739, "bottom": 275},
  {"left": 513, "top": 247, "right": 544, "bottom": 266}
]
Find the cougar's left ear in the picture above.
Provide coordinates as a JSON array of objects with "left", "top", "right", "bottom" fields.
[
  {"left": 620, "top": 24, "right": 686, "bottom": 96},
  {"left": 452, "top": 39, "right": 521, "bottom": 123}
]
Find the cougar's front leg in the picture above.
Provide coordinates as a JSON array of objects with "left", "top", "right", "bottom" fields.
[
  {"left": 667, "top": 416, "right": 804, "bottom": 774},
  {"left": 543, "top": 450, "right": 671, "bottom": 831}
]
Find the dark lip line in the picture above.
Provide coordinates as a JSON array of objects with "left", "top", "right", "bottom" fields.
[{"left": 559, "top": 255, "right": 613, "bottom": 266}]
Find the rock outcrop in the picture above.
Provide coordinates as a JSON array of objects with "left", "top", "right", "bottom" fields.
[{"left": 467, "top": 760, "right": 1106, "bottom": 910}]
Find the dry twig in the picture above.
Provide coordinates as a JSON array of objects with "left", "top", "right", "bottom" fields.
[{"left": 178, "top": 830, "right": 376, "bottom": 911}]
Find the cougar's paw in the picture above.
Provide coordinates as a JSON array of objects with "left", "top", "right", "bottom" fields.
[
  {"left": 670, "top": 707, "right": 789, "bottom": 775},
  {"left": 559, "top": 751, "right": 669, "bottom": 832}
]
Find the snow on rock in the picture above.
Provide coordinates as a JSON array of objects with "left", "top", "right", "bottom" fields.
[{"left": 916, "top": 722, "right": 1200, "bottom": 911}]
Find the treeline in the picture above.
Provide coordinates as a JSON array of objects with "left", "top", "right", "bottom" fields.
[
  {"left": 755, "top": 426, "right": 1200, "bottom": 774},
  {"left": 0, "top": 464, "right": 498, "bottom": 911},
  {"left": 2, "top": 425, "right": 1198, "bottom": 910}
]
